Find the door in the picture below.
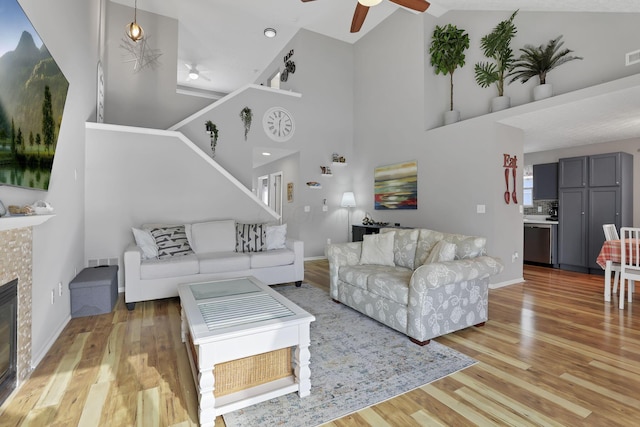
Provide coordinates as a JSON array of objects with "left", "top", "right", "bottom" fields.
[
  {"left": 559, "top": 156, "right": 587, "bottom": 188},
  {"left": 558, "top": 188, "right": 587, "bottom": 268},
  {"left": 589, "top": 153, "right": 620, "bottom": 187},
  {"left": 269, "top": 172, "right": 283, "bottom": 219},
  {"left": 588, "top": 187, "right": 620, "bottom": 270}
]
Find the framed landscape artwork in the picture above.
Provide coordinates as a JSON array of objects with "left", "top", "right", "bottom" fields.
[
  {"left": 374, "top": 161, "right": 418, "bottom": 210},
  {"left": 0, "top": 0, "right": 69, "bottom": 190}
]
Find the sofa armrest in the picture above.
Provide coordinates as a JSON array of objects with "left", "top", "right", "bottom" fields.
[
  {"left": 285, "top": 238, "right": 304, "bottom": 281},
  {"left": 326, "top": 242, "right": 363, "bottom": 299},
  {"left": 407, "top": 256, "right": 503, "bottom": 342},
  {"left": 123, "top": 243, "right": 142, "bottom": 302},
  {"left": 410, "top": 256, "right": 504, "bottom": 290}
]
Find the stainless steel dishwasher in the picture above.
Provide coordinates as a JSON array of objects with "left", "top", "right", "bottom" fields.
[{"left": 524, "top": 223, "right": 552, "bottom": 264}]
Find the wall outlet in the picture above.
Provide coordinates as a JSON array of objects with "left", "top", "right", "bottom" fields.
[
  {"left": 322, "top": 205, "right": 328, "bottom": 212},
  {"left": 58, "top": 282, "right": 62, "bottom": 296},
  {"left": 512, "top": 252, "right": 519, "bottom": 262},
  {"left": 327, "top": 238, "right": 331, "bottom": 245},
  {"left": 304, "top": 205, "right": 310, "bottom": 212}
]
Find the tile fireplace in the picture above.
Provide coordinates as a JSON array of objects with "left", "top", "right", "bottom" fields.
[{"left": 0, "top": 278, "right": 17, "bottom": 406}]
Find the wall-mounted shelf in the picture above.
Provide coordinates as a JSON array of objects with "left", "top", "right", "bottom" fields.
[
  {"left": 306, "top": 182, "right": 322, "bottom": 189},
  {"left": 332, "top": 161, "right": 347, "bottom": 167},
  {"left": 0, "top": 214, "right": 55, "bottom": 232},
  {"left": 321, "top": 173, "right": 333, "bottom": 177}
]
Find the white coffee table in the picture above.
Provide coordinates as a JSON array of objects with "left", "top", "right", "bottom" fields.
[{"left": 178, "top": 277, "right": 315, "bottom": 426}]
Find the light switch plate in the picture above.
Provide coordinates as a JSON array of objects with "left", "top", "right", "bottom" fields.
[
  {"left": 304, "top": 205, "right": 310, "bottom": 212},
  {"left": 476, "top": 204, "right": 486, "bottom": 214}
]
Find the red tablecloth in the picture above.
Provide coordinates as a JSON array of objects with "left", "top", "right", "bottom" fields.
[{"left": 596, "top": 239, "right": 640, "bottom": 269}]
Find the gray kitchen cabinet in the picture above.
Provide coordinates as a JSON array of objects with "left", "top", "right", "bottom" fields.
[
  {"left": 558, "top": 152, "right": 633, "bottom": 273},
  {"left": 533, "top": 162, "right": 558, "bottom": 200},
  {"left": 558, "top": 188, "right": 587, "bottom": 269},
  {"left": 559, "top": 156, "right": 587, "bottom": 188}
]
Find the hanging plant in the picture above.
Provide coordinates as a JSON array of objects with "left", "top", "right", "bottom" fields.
[
  {"left": 205, "top": 120, "right": 219, "bottom": 157},
  {"left": 239, "top": 106, "right": 253, "bottom": 141}
]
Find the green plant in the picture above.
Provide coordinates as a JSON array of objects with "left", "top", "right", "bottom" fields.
[
  {"left": 474, "top": 10, "right": 518, "bottom": 97},
  {"left": 239, "top": 107, "right": 252, "bottom": 140},
  {"left": 507, "top": 35, "right": 583, "bottom": 85},
  {"left": 429, "top": 24, "right": 470, "bottom": 111},
  {"left": 205, "top": 120, "right": 218, "bottom": 154}
]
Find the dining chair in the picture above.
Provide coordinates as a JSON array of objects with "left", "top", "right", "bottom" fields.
[
  {"left": 619, "top": 227, "right": 640, "bottom": 309},
  {"left": 602, "top": 224, "right": 621, "bottom": 294}
]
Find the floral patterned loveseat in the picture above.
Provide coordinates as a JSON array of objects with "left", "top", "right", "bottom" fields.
[{"left": 326, "top": 228, "right": 503, "bottom": 345}]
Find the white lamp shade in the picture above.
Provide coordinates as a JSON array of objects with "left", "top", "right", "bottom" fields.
[
  {"left": 341, "top": 192, "right": 356, "bottom": 208},
  {"left": 358, "top": 0, "right": 383, "bottom": 6}
]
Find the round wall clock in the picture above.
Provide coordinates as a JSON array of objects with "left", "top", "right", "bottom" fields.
[{"left": 263, "top": 107, "right": 295, "bottom": 142}]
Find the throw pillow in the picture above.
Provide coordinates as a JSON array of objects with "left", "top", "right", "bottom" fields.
[
  {"left": 266, "top": 223, "right": 287, "bottom": 250},
  {"left": 359, "top": 231, "right": 395, "bottom": 266},
  {"left": 381, "top": 228, "right": 419, "bottom": 269},
  {"left": 131, "top": 227, "right": 158, "bottom": 260},
  {"left": 148, "top": 225, "right": 193, "bottom": 259},
  {"left": 236, "top": 223, "right": 266, "bottom": 253},
  {"left": 423, "top": 240, "right": 457, "bottom": 264}
]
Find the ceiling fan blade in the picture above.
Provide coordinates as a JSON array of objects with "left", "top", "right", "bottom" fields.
[
  {"left": 388, "top": 0, "right": 430, "bottom": 12},
  {"left": 351, "top": 3, "right": 369, "bottom": 33}
]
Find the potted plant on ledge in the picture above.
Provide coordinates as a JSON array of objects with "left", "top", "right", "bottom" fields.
[
  {"left": 507, "top": 35, "right": 583, "bottom": 101},
  {"left": 429, "top": 23, "right": 470, "bottom": 125},
  {"left": 474, "top": 10, "right": 518, "bottom": 112}
]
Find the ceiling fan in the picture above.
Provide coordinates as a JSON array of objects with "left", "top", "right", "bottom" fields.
[
  {"left": 302, "top": 0, "right": 430, "bottom": 33},
  {"left": 184, "top": 63, "right": 211, "bottom": 82}
]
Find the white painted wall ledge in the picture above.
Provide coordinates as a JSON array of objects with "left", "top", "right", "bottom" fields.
[{"left": 0, "top": 214, "right": 55, "bottom": 232}]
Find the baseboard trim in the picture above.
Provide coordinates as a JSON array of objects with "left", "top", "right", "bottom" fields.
[
  {"left": 490, "top": 277, "right": 524, "bottom": 289},
  {"left": 304, "top": 256, "right": 327, "bottom": 261},
  {"left": 31, "top": 314, "right": 71, "bottom": 371}
]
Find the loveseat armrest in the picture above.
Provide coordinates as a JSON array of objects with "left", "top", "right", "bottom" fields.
[
  {"left": 410, "top": 256, "right": 504, "bottom": 290},
  {"left": 123, "top": 243, "right": 143, "bottom": 303},
  {"left": 326, "top": 242, "right": 362, "bottom": 299},
  {"left": 285, "top": 238, "right": 304, "bottom": 282},
  {"left": 406, "top": 256, "right": 503, "bottom": 342}
]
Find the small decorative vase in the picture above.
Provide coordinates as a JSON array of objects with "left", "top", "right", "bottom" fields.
[
  {"left": 444, "top": 110, "right": 460, "bottom": 125},
  {"left": 490, "top": 96, "right": 510, "bottom": 112},
  {"left": 533, "top": 84, "right": 553, "bottom": 101}
]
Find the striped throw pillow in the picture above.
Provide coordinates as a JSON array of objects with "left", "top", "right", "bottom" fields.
[
  {"left": 149, "top": 226, "right": 193, "bottom": 259},
  {"left": 236, "top": 223, "right": 266, "bottom": 253}
]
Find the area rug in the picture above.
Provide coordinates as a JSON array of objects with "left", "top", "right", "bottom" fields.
[{"left": 223, "top": 283, "right": 476, "bottom": 427}]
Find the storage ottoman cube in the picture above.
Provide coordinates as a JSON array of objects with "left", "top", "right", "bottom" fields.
[{"left": 69, "top": 265, "right": 118, "bottom": 318}]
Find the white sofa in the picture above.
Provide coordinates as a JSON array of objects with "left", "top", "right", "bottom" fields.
[{"left": 124, "top": 219, "right": 303, "bottom": 309}]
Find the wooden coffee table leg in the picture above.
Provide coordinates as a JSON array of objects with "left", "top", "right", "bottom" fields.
[{"left": 294, "top": 324, "right": 312, "bottom": 397}]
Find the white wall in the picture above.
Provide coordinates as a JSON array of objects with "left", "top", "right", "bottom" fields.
[
  {"left": 84, "top": 124, "right": 278, "bottom": 287},
  {"left": 103, "top": 2, "right": 212, "bottom": 129},
  {"left": 0, "top": 0, "right": 98, "bottom": 366}
]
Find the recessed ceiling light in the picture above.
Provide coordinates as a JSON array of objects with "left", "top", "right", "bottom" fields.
[
  {"left": 264, "top": 28, "right": 277, "bottom": 38},
  {"left": 262, "top": 152, "right": 272, "bottom": 156}
]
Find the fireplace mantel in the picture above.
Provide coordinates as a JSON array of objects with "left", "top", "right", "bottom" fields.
[{"left": 0, "top": 214, "right": 54, "bottom": 232}]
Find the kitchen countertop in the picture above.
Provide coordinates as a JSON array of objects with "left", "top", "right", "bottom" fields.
[{"left": 523, "top": 215, "right": 559, "bottom": 225}]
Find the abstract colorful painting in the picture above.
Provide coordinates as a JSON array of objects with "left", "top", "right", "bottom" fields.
[
  {"left": 0, "top": 0, "right": 69, "bottom": 190},
  {"left": 374, "top": 161, "right": 417, "bottom": 210}
]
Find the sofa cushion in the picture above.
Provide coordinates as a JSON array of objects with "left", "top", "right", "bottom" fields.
[
  {"left": 198, "top": 252, "right": 251, "bottom": 274},
  {"left": 359, "top": 231, "right": 395, "bottom": 266},
  {"left": 423, "top": 240, "right": 457, "bottom": 264},
  {"left": 266, "top": 224, "right": 288, "bottom": 250},
  {"left": 367, "top": 270, "right": 413, "bottom": 305},
  {"left": 140, "top": 254, "right": 199, "bottom": 279},
  {"left": 381, "top": 228, "right": 419, "bottom": 269},
  {"left": 190, "top": 220, "right": 236, "bottom": 254},
  {"left": 414, "top": 229, "right": 446, "bottom": 267},
  {"left": 339, "top": 264, "right": 402, "bottom": 290},
  {"left": 250, "top": 248, "right": 295, "bottom": 268},
  {"left": 442, "top": 235, "right": 487, "bottom": 259},
  {"left": 236, "top": 223, "right": 266, "bottom": 253},
  {"left": 149, "top": 225, "right": 193, "bottom": 259},
  {"left": 132, "top": 227, "right": 158, "bottom": 260}
]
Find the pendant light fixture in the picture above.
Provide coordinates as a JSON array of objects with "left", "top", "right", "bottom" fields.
[{"left": 125, "top": 0, "right": 144, "bottom": 42}]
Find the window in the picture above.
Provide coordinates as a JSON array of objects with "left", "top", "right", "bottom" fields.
[
  {"left": 523, "top": 165, "right": 533, "bottom": 207},
  {"left": 269, "top": 71, "right": 280, "bottom": 89}
]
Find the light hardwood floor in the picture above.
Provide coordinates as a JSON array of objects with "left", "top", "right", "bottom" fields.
[{"left": 1, "top": 261, "right": 639, "bottom": 426}]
